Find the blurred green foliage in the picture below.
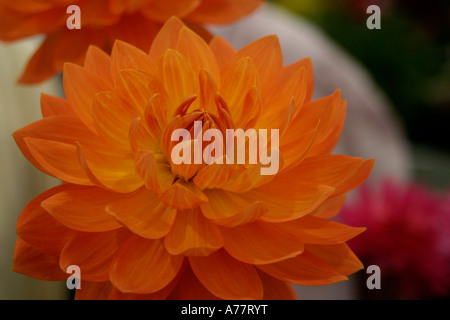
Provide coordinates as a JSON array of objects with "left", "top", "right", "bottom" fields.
[{"left": 271, "top": 0, "right": 450, "bottom": 152}]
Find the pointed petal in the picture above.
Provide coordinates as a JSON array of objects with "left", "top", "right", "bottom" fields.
[
  {"left": 209, "top": 36, "right": 236, "bottom": 71},
  {"left": 159, "top": 180, "right": 208, "bottom": 211},
  {"left": 16, "top": 184, "right": 77, "bottom": 256},
  {"left": 18, "top": 33, "right": 61, "bottom": 84},
  {"left": 310, "top": 194, "right": 347, "bottom": 219},
  {"left": 12, "top": 237, "right": 67, "bottom": 281},
  {"left": 258, "top": 270, "right": 297, "bottom": 300},
  {"left": 220, "top": 57, "right": 260, "bottom": 123},
  {"left": 200, "top": 189, "right": 267, "bottom": 226},
  {"left": 41, "top": 186, "right": 124, "bottom": 232},
  {"left": 23, "top": 136, "right": 92, "bottom": 185},
  {"left": 231, "top": 35, "right": 282, "bottom": 91},
  {"left": 164, "top": 208, "right": 223, "bottom": 256},
  {"left": 176, "top": 26, "right": 220, "bottom": 81},
  {"left": 305, "top": 244, "right": 364, "bottom": 276},
  {"left": 280, "top": 155, "right": 373, "bottom": 196},
  {"left": 258, "top": 251, "right": 348, "bottom": 286},
  {"left": 107, "top": 188, "right": 176, "bottom": 240},
  {"left": 221, "top": 221, "right": 304, "bottom": 265},
  {"left": 275, "top": 215, "right": 366, "bottom": 245},
  {"left": 110, "top": 40, "right": 155, "bottom": 81},
  {"left": 149, "top": 17, "right": 185, "bottom": 61},
  {"left": 110, "top": 235, "right": 184, "bottom": 294},
  {"left": 189, "top": 250, "right": 263, "bottom": 299},
  {"left": 135, "top": 150, "right": 173, "bottom": 193},
  {"left": 60, "top": 229, "right": 129, "bottom": 282},
  {"left": 93, "top": 91, "right": 137, "bottom": 150},
  {"left": 63, "top": 63, "right": 111, "bottom": 131},
  {"left": 249, "top": 184, "right": 335, "bottom": 222},
  {"left": 193, "top": 157, "right": 234, "bottom": 190},
  {"left": 115, "top": 69, "right": 166, "bottom": 118},
  {"left": 84, "top": 45, "right": 113, "bottom": 86},
  {"left": 40, "top": 94, "right": 76, "bottom": 118},
  {"left": 177, "top": 265, "right": 219, "bottom": 300},
  {"left": 155, "top": 49, "right": 199, "bottom": 116}
]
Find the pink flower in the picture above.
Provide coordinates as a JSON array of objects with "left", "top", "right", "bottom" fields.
[{"left": 340, "top": 178, "right": 450, "bottom": 299}]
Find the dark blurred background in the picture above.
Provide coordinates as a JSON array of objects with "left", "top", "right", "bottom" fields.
[{"left": 271, "top": 0, "right": 450, "bottom": 189}]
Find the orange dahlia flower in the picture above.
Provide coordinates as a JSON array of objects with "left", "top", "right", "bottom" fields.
[
  {"left": 0, "top": 0, "right": 262, "bottom": 84},
  {"left": 12, "top": 17, "right": 374, "bottom": 300}
]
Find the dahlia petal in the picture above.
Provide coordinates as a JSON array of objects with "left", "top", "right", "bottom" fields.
[
  {"left": 116, "top": 69, "right": 167, "bottom": 118},
  {"left": 177, "top": 265, "right": 220, "bottom": 300},
  {"left": 155, "top": 49, "right": 199, "bottom": 116},
  {"left": 221, "top": 57, "right": 260, "bottom": 123},
  {"left": 186, "top": 0, "right": 262, "bottom": 24},
  {"left": 52, "top": 27, "right": 105, "bottom": 73},
  {"left": 221, "top": 162, "right": 278, "bottom": 193},
  {"left": 310, "top": 193, "right": 347, "bottom": 219},
  {"left": 107, "top": 13, "right": 159, "bottom": 53},
  {"left": 259, "top": 67, "right": 307, "bottom": 131},
  {"left": 110, "top": 40, "right": 155, "bottom": 81},
  {"left": 275, "top": 215, "right": 366, "bottom": 245},
  {"left": 257, "top": 270, "right": 297, "bottom": 300},
  {"left": 0, "top": 6, "right": 66, "bottom": 41},
  {"left": 23, "top": 137, "right": 92, "bottom": 185},
  {"left": 277, "top": 155, "right": 366, "bottom": 197},
  {"left": 17, "top": 32, "right": 61, "bottom": 84},
  {"left": 13, "top": 115, "right": 114, "bottom": 180},
  {"left": 298, "top": 90, "right": 346, "bottom": 157},
  {"left": 198, "top": 68, "right": 220, "bottom": 114},
  {"left": 149, "top": 16, "right": 185, "bottom": 61},
  {"left": 16, "top": 184, "right": 77, "bottom": 256},
  {"left": 12, "top": 237, "right": 67, "bottom": 281},
  {"left": 257, "top": 251, "right": 347, "bottom": 286},
  {"left": 141, "top": 0, "right": 201, "bottom": 23},
  {"left": 159, "top": 180, "right": 208, "bottom": 211},
  {"left": 213, "top": 202, "right": 268, "bottom": 227},
  {"left": 250, "top": 184, "right": 335, "bottom": 222},
  {"left": 144, "top": 93, "right": 169, "bottom": 139},
  {"left": 63, "top": 63, "right": 112, "bottom": 131},
  {"left": 93, "top": 91, "right": 136, "bottom": 150},
  {"left": 75, "top": 281, "right": 113, "bottom": 300},
  {"left": 305, "top": 244, "right": 364, "bottom": 276},
  {"left": 110, "top": 235, "right": 184, "bottom": 294},
  {"left": 189, "top": 250, "right": 263, "bottom": 299},
  {"left": 60, "top": 229, "right": 129, "bottom": 282},
  {"left": 135, "top": 150, "right": 173, "bottom": 193},
  {"left": 176, "top": 26, "right": 220, "bottom": 81},
  {"left": 221, "top": 221, "right": 304, "bottom": 264},
  {"left": 84, "top": 45, "right": 113, "bottom": 87},
  {"left": 164, "top": 208, "right": 224, "bottom": 256},
  {"left": 280, "top": 122, "right": 319, "bottom": 171},
  {"left": 80, "top": 145, "right": 144, "bottom": 193},
  {"left": 200, "top": 189, "right": 266, "bottom": 225},
  {"left": 40, "top": 93, "right": 76, "bottom": 118},
  {"left": 40, "top": 186, "right": 124, "bottom": 232},
  {"left": 209, "top": 36, "right": 236, "bottom": 71},
  {"left": 284, "top": 57, "right": 314, "bottom": 103},
  {"left": 193, "top": 157, "right": 234, "bottom": 190},
  {"left": 107, "top": 188, "right": 176, "bottom": 240},
  {"left": 238, "top": 86, "right": 262, "bottom": 130},
  {"left": 232, "top": 35, "right": 283, "bottom": 91}
]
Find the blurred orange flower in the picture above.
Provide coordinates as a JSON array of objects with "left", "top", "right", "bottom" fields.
[
  {"left": 0, "top": 0, "right": 262, "bottom": 84},
  {"left": 12, "top": 17, "right": 374, "bottom": 299}
]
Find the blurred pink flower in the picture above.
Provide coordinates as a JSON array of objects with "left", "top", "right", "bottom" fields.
[{"left": 340, "top": 179, "right": 450, "bottom": 299}]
